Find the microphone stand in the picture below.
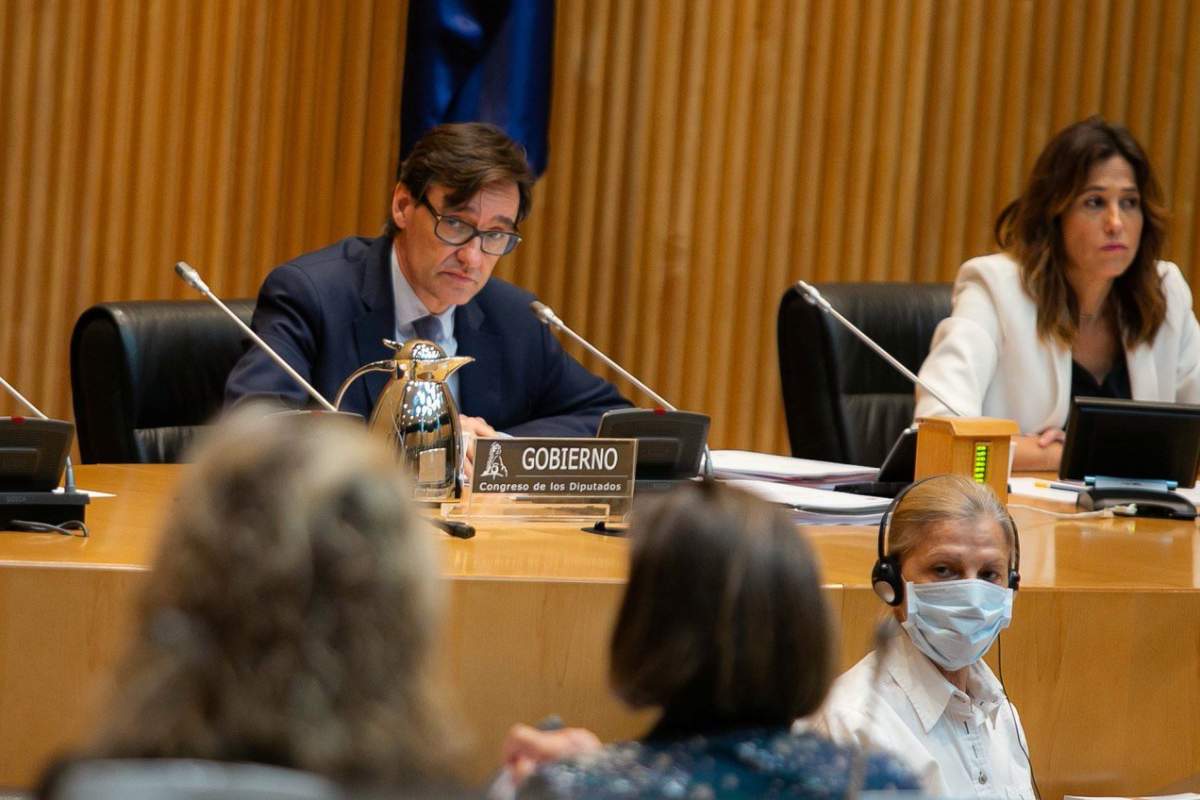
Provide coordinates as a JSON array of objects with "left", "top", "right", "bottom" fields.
[
  {"left": 530, "top": 301, "right": 715, "bottom": 479},
  {"left": 794, "top": 281, "right": 965, "bottom": 417},
  {"left": 174, "top": 264, "right": 472, "bottom": 535},
  {"left": 174, "top": 261, "right": 338, "bottom": 412}
]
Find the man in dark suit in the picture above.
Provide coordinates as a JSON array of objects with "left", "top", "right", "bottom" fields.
[{"left": 225, "top": 122, "right": 629, "bottom": 441}]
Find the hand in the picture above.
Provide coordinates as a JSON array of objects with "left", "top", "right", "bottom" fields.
[
  {"left": 1036, "top": 428, "right": 1066, "bottom": 448},
  {"left": 460, "top": 415, "right": 498, "bottom": 479},
  {"left": 1012, "top": 428, "right": 1065, "bottom": 471},
  {"left": 501, "top": 723, "right": 602, "bottom": 787}
]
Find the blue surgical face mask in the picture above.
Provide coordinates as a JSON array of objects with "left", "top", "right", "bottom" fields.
[{"left": 900, "top": 579, "right": 1014, "bottom": 671}]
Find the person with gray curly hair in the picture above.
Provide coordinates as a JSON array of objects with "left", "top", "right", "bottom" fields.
[{"left": 47, "top": 406, "right": 456, "bottom": 794}]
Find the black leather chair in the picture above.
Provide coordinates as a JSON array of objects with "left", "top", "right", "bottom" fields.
[
  {"left": 70, "top": 299, "right": 256, "bottom": 464},
  {"left": 777, "top": 282, "right": 952, "bottom": 467}
]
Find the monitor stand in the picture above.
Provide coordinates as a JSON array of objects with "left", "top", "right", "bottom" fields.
[
  {"left": 833, "top": 426, "right": 917, "bottom": 499},
  {"left": 1075, "top": 476, "right": 1197, "bottom": 520}
]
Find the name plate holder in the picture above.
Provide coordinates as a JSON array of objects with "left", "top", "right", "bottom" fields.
[{"left": 452, "top": 437, "right": 638, "bottom": 523}]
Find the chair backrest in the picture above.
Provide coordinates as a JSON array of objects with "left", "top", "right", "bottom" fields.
[
  {"left": 777, "top": 282, "right": 952, "bottom": 467},
  {"left": 44, "top": 759, "right": 344, "bottom": 800},
  {"left": 70, "top": 299, "right": 255, "bottom": 464}
]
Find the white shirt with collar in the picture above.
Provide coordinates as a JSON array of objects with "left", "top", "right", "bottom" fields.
[
  {"left": 808, "top": 631, "right": 1035, "bottom": 799},
  {"left": 390, "top": 246, "right": 461, "bottom": 402}
]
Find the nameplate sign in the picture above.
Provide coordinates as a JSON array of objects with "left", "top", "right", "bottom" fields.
[{"left": 471, "top": 437, "right": 637, "bottom": 499}]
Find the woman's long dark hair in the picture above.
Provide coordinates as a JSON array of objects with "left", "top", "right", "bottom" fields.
[{"left": 995, "top": 116, "right": 1168, "bottom": 347}]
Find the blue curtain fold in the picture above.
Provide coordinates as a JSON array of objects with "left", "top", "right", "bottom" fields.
[{"left": 400, "top": 0, "right": 555, "bottom": 177}]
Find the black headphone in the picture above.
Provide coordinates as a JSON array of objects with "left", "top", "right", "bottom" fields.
[{"left": 871, "top": 475, "right": 1021, "bottom": 606}]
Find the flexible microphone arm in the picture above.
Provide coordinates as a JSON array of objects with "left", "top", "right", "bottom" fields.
[
  {"left": 0, "top": 375, "right": 77, "bottom": 492},
  {"left": 531, "top": 301, "right": 675, "bottom": 411},
  {"left": 794, "top": 281, "right": 966, "bottom": 418},
  {"left": 0, "top": 376, "right": 47, "bottom": 420},
  {"left": 530, "top": 301, "right": 715, "bottom": 479},
  {"left": 174, "top": 261, "right": 338, "bottom": 412}
]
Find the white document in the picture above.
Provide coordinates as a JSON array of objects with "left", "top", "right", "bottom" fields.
[
  {"left": 726, "top": 478, "right": 891, "bottom": 525},
  {"left": 1174, "top": 486, "right": 1200, "bottom": 507},
  {"left": 1007, "top": 477, "right": 1079, "bottom": 505},
  {"left": 51, "top": 484, "right": 115, "bottom": 496},
  {"left": 711, "top": 449, "right": 876, "bottom": 483}
]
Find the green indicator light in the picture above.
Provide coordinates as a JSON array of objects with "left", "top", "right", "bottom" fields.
[{"left": 972, "top": 443, "right": 989, "bottom": 483}]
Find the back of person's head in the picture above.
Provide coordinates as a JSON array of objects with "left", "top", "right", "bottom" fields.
[
  {"left": 384, "top": 121, "right": 535, "bottom": 236},
  {"left": 609, "top": 481, "right": 834, "bottom": 730},
  {"left": 886, "top": 474, "right": 1016, "bottom": 571},
  {"left": 994, "top": 115, "right": 1168, "bottom": 346},
  {"left": 88, "top": 407, "right": 451, "bottom": 788}
]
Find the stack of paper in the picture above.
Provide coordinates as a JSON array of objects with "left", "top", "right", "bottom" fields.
[
  {"left": 726, "top": 478, "right": 891, "bottom": 525},
  {"left": 710, "top": 449, "right": 877, "bottom": 487}
]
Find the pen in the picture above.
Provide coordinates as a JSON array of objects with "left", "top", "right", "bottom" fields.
[
  {"left": 1033, "top": 480, "right": 1084, "bottom": 493},
  {"left": 431, "top": 518, "right": 476, "bottom": 539}
]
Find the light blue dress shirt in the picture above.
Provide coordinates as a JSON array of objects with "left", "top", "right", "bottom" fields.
[{"left": 390, "top": 246, "right": 460, "bottom": 403}]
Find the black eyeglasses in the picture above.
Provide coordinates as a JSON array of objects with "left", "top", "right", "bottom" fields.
[{"left": 419, "top": 197, "right": 522, "bottom": 256}]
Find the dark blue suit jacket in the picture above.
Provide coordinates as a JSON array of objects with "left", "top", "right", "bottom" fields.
[{"left": 224, "top": 236, "right": 630, "bottom": 435}]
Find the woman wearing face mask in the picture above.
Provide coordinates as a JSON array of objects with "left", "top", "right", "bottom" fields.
[
  {"left": 811, "top": 475, "right": 1035, "bottom": 799},
  {"left": 914, "top": 116, "right": 1200, "bottom": 471}
]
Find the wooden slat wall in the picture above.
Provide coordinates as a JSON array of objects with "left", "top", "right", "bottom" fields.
[
  {"left": 0, "top": 0, "right": 408, "bottom": 417},
  {"left": 3, "top": 0, "right": 1200, "bottom": 456}
]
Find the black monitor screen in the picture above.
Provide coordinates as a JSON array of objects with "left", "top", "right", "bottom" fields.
[{"left": 1059, "top": 397, "right": 1200, "bottom": 488}]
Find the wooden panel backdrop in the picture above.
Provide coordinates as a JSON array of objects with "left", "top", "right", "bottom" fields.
[{"left": 4, "top": 0, "right": 1200, "bottom": 455}]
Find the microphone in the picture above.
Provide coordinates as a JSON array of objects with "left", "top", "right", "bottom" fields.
[
  {"left": 0, "top": 375, "right": 76, "bottom": 493},
  {"left": 530, "top": 300, "right": 714, "bottom": 479},
  {"left": 794, "top": 281, "right": 965, "bottom": 417},
  {"left": 531, "top": 301, "right": 674, "bottom": 411},
  {"left": 174, "top": 261, "right": 338, "bottom": 412}
]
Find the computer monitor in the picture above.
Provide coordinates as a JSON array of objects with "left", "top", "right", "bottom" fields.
[{"left": 1059, "top": 397, "right": 1200, "bottom": 488}]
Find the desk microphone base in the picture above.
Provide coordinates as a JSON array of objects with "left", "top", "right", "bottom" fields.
[
  {"left": 1076, "top": 483, "right": 1196, "bottom": 520},
  {"left": 0, "top": 490, "right": 90, "bottom": 529}
]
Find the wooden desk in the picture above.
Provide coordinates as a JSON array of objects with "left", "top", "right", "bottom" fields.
[{"left": 0, "top": 465, "right": 1197, "bottom": 797}]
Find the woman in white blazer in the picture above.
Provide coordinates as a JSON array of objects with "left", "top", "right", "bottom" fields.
[{"left": 916, "top": 117, "right": 1200, "bottom": 470}]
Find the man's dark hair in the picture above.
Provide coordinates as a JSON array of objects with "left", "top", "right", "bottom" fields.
[
  {"left": 384, "top": 122, "right": 535, "bottom": 237},
  {"left": 609, "top": 481, "right": 835, "bottom": 729}
]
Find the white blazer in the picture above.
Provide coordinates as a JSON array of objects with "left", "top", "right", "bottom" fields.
[{"left": 914, "top": 253, "right": 1200, "bottom": 434}]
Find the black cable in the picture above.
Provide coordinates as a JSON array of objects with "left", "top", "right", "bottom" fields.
[
  {"left": 5, "top": 519, "right": 89, "bottom": 537},
  {"left": 996, "top": 633, "right": 1041, "bottom": 800}
]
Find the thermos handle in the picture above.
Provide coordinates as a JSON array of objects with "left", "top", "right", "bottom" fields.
[{"left": 333, "top": 360, "right": 399, "bottom": 410}]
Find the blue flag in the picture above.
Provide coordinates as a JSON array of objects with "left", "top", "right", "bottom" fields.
[{"left": 400, "top": 0, "right": 555, "bottom": 177}]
